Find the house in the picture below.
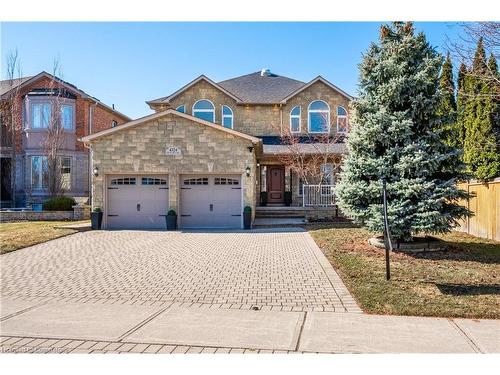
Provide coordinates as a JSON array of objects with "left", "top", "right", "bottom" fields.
[
  {"left": 81, "top": 69, "right": 352, "bottom": 229},
  {"left": 0, "top": 72, "right": 130, "bottom": 209}
]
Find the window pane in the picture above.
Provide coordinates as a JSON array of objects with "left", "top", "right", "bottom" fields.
[
  {"left": 337, "top": 106, "right": 347, "bottom": 116},
  {"left": 193, "top": 111, "right": 214, "bottom": 122},
  {"left": 60, "top": 157, "right": 71, "bottom": 190},
  {"left": 61, "top": 105, "right": 73, "bottom": 129},
  {"left": 291, "top": 117, "right": 300, "bottom": 132},
  {"left": 42, "top": 157, "right": 49, "bottom": 188},
  {"left": 32, "top": 104, "right": 41, "bottom": 128},
  {"left": 309, "top": 101, "right": 328, "bottom": 111},
  {"left": 222, "top": 116, "right": 232, "bottom": 128},
  {"left": 337, "top": 117, "right": 348, "bottom": 133},
  {"left": 176, "top": 105, "right": 185, "bottom": 113},
  {"left": 222, "top": 105, "right": 232, "bottom": 116},
  {"left": 42, "top": 104, "right": 51, "bottom": 128},
  {"left": 291, "top": 106, "right": 300, "bottom": 116},
  {"left": 31, "top": 157, "right": 41, "bottom": 188},
  {"left": 309, "top": 112, "right": 329, "bottom": 132},
  {"left": 193, "top": 100, "right": 214, "bottom": 110}
]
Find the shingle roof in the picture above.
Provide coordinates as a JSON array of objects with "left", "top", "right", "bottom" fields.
[
  {"left": 218, "top": 71, "right": 305, "bottom": 104},
  {"left": 0, "top": 76, "right": 34, "bottom": 96}
]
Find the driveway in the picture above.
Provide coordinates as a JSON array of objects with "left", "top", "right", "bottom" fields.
[{"left": 0, "top": 228, "right": 358, "bottom": 312}]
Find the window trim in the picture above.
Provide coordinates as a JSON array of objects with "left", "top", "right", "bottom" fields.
[
  {"left": 192, "top": 99, "right": 215, "bottom": 123},
  {"left": 290, "top": 105, "right": 301, "bottom": 133},
  {"left": 175, "top": 105, "right": 186, "bottom": 113},
  {"left": 337, "top": 106, "right": 348, "bottom": 133},
  {"left": 307, "top": 100, "right": 330, "bottom": 134},
  {"left": 221, "top": 105, "right": 233, "bottom": 129}
]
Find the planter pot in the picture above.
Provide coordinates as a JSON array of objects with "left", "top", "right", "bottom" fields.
[
  {"left": 91, "top": 212, "right": 103, "bottom": 230},
  {"left": 284, "top": 191, "right": 292, "bottom": 207},
  {"left": 243, "top": 211, "right": 252, "bottom": 230},
  {"left": 166, "top": 215, "right": 177, "bottom": 230},
  {"left": 260, "top": 192, "right": 268, "bottom": 206}
]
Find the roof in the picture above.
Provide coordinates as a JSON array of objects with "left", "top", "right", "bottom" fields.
[
  {"left": 1, "top": 71, "right": 131, "bottom": 121},
  {"left": 147, "top": 71, "right": 353, "bottom": 106},
  {"left": 218, "top": 72, "right": 305, "bottom": 104},
  {"left": 80, "top": 108, "right": 261, "bottom": 144}
]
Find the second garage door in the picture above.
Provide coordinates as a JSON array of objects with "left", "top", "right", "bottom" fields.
[{"left": 180, "top": 175, "right": 242, "bottom": 229}]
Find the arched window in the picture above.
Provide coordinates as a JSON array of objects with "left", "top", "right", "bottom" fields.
[
  {"left": 308, "top": 100, "right": 330, "bottom": 133},
  {"left": 222, "top": 105, "right": 233, "bottom": 129},
  {"left": 290, "top": 106, "right": 301, "bottom": 133},
  {"left": 337, "top": 106, "right": 348, "bottom": 133},
  {"left": 176, "top": 105, "right": 185, "bottom": 113},
  {"left": 192, "top": 99, "right": 215, "bottom": 122}
]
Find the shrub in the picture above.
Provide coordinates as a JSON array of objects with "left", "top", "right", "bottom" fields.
[
  {"left": 42, "top": 196, "right": 76, "bottom": 211},
  {"left": 167, "top": 209, "right": 176, "bottom": 216},
  {"left": 93, "top": 207, "right": 102, "bottom": 213},
  {"left": 243, "top": 206, "right": 252, "bottom": 214}
]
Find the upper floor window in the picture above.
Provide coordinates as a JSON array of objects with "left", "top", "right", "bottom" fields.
[
  {"left": 31, "top": 103, "right": 51, "bottom": 129},
  {"left": 308, "top": 100, "right": 330, "bottom": 133},
  {"left": 290, "top": 106, "right": 301, "bottom": 133},
  {"left": 337, "top": 106, "right": 348, "bottom": 133},
  {"left": 176, "top": 105, "right": 185, "bottom": 113},
  {"left": 222, "top": 105, "right": 233, "bottom": 129},
  {"left": 111, "top": 120, "right": 118, "bottom": 128},
  {"left": 61, "top": 104, "right": 74, "bottom": 130},
  {"left": 192, "top": 99, "right": 215, "bottom": 122}
]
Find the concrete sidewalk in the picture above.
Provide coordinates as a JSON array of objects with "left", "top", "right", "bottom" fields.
[{"left": 1, "top": 299, "right": 498, "bottom": 353}]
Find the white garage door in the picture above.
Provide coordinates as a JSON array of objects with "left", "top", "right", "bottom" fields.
[
  {"left": 180, "top": 175, "right": 242, "bottom": 229},
  {"left": 107, "top": 175, "right": 169, "bottom": 229}
]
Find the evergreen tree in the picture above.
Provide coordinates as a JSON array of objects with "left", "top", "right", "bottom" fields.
[
  {"left": 462, "top": 39, "right": 500, "bottom": 180},
  {"left": 437, "top": 53, "right": 458, "bottom": 147},
  {"left": 336, "top": 22, "right": 469, "bottom": 242},
  {"left": 456, "top": 63, "right": 468, "bottom": 144}
]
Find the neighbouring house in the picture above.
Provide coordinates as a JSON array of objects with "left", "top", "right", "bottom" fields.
[
  {"left": 0, "top": 72, "right": 130, "bottom": 209},
  {"left": 81, "top": 69, "right": 352, "bottom": 229}
]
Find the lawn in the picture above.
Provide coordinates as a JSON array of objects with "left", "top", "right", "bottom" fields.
[
  {"left": 0, "top": 221, "right": 89, "bottom": 255},
  {"left": 309, "top": 226, "right": 500, "bottom": 319}
]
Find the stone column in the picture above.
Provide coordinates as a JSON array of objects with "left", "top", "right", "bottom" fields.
[{"left": 73, "top": 205, "right": 91, "bottom": 220}]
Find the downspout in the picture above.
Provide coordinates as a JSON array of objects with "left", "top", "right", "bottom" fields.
[{"left": 88, "top": 100, "right": 98, "bottom": 206}]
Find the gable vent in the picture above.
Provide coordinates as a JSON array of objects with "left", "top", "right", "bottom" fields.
[{"left": 260, "top": 68, "right": 272, "bottom": 77}]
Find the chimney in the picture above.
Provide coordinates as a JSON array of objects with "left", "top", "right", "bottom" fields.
[{"left": 260, "top": 68, "right": 271, "bottom": 77}]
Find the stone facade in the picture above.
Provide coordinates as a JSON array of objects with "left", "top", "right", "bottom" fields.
[
  {"left": 90, "top": 113, "right": 257, "bottom": 228},
  {"left": 0, "top": 204, "right": 90, "bottom": 222}
]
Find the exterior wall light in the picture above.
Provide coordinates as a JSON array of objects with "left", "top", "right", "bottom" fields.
[
  {"left": 245, "top": 166, "right": 251, "bottom": 177},
  {"left": 93, "top": 167, "right": 99, "bottom": 177}
]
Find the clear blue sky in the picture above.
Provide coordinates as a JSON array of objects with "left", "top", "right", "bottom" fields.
[{"left": 1, "top": 22, "right": 462, "bottom": 119}]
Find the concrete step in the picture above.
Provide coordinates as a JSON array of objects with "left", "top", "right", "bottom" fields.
[{"left": 253, "top": 218, "right": 306, "bottom": 228}]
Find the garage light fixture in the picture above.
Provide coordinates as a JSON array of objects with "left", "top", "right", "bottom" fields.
[
  {"left": 93, "top": 166, "right": 99, "bottom": 177},
  {"left": 245, "top": 166, "right": 251, "bottom": 177}
]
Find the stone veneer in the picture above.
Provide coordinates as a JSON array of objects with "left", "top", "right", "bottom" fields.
[{"left": 90, "top": 113, "right": 257, "bottom": 227}]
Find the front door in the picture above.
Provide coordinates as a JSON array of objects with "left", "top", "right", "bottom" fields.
[{"left": 267, "top": 166, "right": 285, "bottom": 203}]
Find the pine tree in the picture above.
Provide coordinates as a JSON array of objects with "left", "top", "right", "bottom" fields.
[
  {"left": 336, "top": 22, "right": 469, "bottom": 242},
  {"left": 437, "top": 53, "right": 458, "bottom": 147},
  {"left": 456, "top": 63, "right": 468, "bottom": 144},
  {"left": 462, "top": 39, "right": 500, "bottom": 180}
]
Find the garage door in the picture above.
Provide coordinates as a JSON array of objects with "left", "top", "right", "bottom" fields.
[
  {"left": 107, "top": 175, "right": 169, "bottom": 229},
  {"left": 180, "top": 175, "right": 242, "bottom": 229}
]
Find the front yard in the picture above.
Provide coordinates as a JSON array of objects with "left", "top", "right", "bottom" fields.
[
  {"left": 309, "top": 226, "right": 500, "bottom": 319},
  {"left": 0, "top": 221, "right": 89, "bottom": 255}
]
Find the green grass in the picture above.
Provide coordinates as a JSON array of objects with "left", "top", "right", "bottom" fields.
[
  {"left": 0, "top": 221, "right": 89, "bottom": 255},
  {"left": 309, "top": 226, "right": 500, "bottom": 319}
]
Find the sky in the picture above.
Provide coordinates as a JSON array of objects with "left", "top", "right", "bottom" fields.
[{"left": 1, "top": 22, "right": 462, "bottom": 119}]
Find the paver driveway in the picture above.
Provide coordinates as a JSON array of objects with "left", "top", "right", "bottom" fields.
[{"left": 0, "top": 228, "right": 358, "bottom": 312}]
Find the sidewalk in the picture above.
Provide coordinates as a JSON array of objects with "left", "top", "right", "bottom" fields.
[{"left": 1, "top": 299, "right": 498, "bottom": 353}]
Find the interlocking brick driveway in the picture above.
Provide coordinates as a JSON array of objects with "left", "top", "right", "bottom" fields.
[{"left": 0, "top": 228, "right": 358, "bottom": 312}]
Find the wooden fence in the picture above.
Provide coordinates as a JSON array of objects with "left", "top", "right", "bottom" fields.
[{"left": 455, "top": 179, "right": 499, "bottom": 241}]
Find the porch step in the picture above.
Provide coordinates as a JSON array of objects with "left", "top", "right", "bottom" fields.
[{"left": 253, "top": 217, "right": 306, "bottom": 228}]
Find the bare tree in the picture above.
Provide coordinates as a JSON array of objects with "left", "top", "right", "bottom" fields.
[{"left": 1, "top": 50, "right": 23, "bottom": 205}]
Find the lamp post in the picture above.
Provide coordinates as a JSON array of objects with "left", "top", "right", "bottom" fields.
[{"left": 382, "top": 178, "right": 392, "bottom": 281}]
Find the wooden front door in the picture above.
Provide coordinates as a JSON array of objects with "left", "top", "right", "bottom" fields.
[{"left": 267, "top": 166, "right": 285, "bottom": 203}]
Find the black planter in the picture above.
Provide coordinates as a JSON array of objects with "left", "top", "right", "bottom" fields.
[
  {"left": 260, "top": 191, "right": 268, "bottom": 206},
  {"left": 91, "top": 212, "right": 103, "bottom": 230},
  {"left": 284, "top": 191, "right": 292, "bottom": 207},
  {"left": 166, "top": 215, "right": 177, "bottom": 230},
  {"left": 243, "top": 211, "right": 252, "bottom": 230}
]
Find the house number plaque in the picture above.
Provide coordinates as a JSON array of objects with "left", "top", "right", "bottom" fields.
[{"left": 166, "top": 146, "right": 182, "bottom": 156}]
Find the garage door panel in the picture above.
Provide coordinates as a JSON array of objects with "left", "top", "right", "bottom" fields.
[
  {"left": 107, "top": 175, "right": 168, "bottom": 230},
  {"left": 180, "top": 175, "right": 242, "bottom": 229}
]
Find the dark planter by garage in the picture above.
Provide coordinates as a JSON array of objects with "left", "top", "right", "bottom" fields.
[
  {"left": 243, "top": 206, "right": 252, "bottom": 230},
  {"left": 260, "top": 191, "right": 268, "bottom": 206},
  {"left": 166, "top": 209, "right": 177, "bottom": 230},
  {"left": 91, "top": 211, "right": 103, "bottom": 230},
  {"left": 284, "top": 191, "right": 292, "bottom": 206}
]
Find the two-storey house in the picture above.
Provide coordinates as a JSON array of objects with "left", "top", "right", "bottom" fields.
[
  {"left": 81, "top": 69, "right": 352, "bottom": 229},
  {"left": 0, "top": 71, "right": 130, "bottom": 209}
]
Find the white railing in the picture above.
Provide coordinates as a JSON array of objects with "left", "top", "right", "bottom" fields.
[{"left": 302, "top": 185, "right": 336, "bottom": 207}]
